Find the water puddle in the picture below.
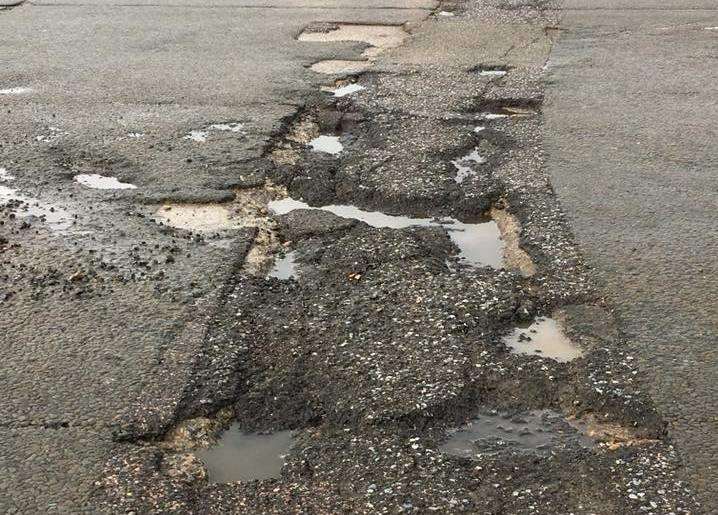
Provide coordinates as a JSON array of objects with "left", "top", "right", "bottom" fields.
[
  {"left": 503, "top": 316, "right": 583, "bottom": 363},
  {"left": 0, "top": 168, "right": 15, "bottom": 182},
  {"left": 127, "top": 132, "right": 145, "bottom": 139},
  {"left": 194, "top": 424, "right": 294, "bottom": 483},
  {"left": 0, "top": 87, "right": 33, "bottom": 95},
  {"left": 267, "top": 250, "right": 298, "bottom": 280},
  {"left": 440, "top": 410, "right": 591, "bottom": 457},
  {"left": 452, "top": 147, "right": 486, "bottom": 184},
  {"left": 74, "top": 174, "right": 137, "bottom": 190},
  {"left": 484, "top": 113, "right": 509, "bottom": 120},
  {"left": 310, "top": 60, "right": 371, "bottom": 75},
  {"left": 184, "top": 130, "right": 208, "bottom": 143},
  {"left": 155, "top": 204, "right": 237, "bottom": 232},
  {"left": 438, "top": 10, "right": 455, "bottom": 16},
  {"left": 477, "top": 69, "right": 508, "bottom": 78},
  {"left": 474, "top": 126, "right": 485, "bottom": 133},
  {"left": 299, "top": 24, "right": 407, "bottom": 59},
  {"left": 0, "top": 185, "right": 73, "bottom": 231},
  {"left": 308, "top": 135, "right": 343, "bottom": 155},
  {"left": 329, "top": 83, "right": 365, "bottom": 98},
  {"left": 268, "top": 198, "right": 504, "bottom": 268}
]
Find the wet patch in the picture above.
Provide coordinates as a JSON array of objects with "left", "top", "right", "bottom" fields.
[
  {"left": 310, "top": 60, "right": 371, "bottom": 75},
  {"left": 452, "top": 147, "right": 486, "bottom": 184},
  {"left": 269, "top": 197, "right": 504, "bottom": 268},
  {"left": 309, "top": 135, "right": 343, "bottom": 155},
  {"left": 0, "top": 185, "right": 73, "bottom": 231},
  {"left": 0, "top": 86, "right": 32, "bottom": 95},
  {"left": 440, "top": 410, "right": 592, "bottom": 457},
  {"left": 74, "top": 174, "right": 137, "bottom": 190},
  {"left": 194, "top": 424, "right": 294, "bottom": 483},
  {"left": 267, "top": 250, "right": 298, "bottom": 280},
  {"left": 298, "top": 23, "right": 408, "bottom": 59},
  {"left": 503, "top": 316, "right": 583, "bottom": 362}
]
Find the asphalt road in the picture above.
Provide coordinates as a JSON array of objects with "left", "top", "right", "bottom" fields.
[
  {"left": 545, "top": 1, "right": 718, "bottom": 508},
  {"left": 0, "top": 0, "right": 714, "bottom": 512}
]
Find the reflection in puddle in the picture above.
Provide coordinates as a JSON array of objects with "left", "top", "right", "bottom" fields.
[
  {"left": 330, "top": 83, "right": 365, "bottom": 97},
  {"left": 268, "top": 250, "right": 298, "bottom": 280},
  {"left": 310, "top": 60, "right": 371, "bottom": 75},
  {"left": 74, "top": 174, "right": 137, "bottom": 190},
  {"left": 268, "top": 198, "right": 504, "bottom": 268},
  {"left": 503, "top": 317, "right": 583, "bottom": 362},
  {"left": 0, "top": 87, "right": 33, "bottom": 95},
  {"left": 0, "top": 185, "right": 73, "bottom": 231},
  {"left": 452, "top": 147, "right": 486, "bottom": 184},
  {"left": 309, "top": 135, "right": 343, "bottom": 155},
  {"left": 440, "top": 410, "right": 591, "bottom": 457},
  {"left": 195, "top": 424, "right": 294, "bottom": 483}
]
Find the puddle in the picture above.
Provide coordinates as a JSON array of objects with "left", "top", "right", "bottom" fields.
[
  {"left": 484, "top": 113, "right": 509, "bottom": 120},
  {"left": 440, "top": 410, "right": 591, "bottom": 457},
  {"left": 0, "top": 87, "right": 33, "bottom": 95},
  {"left": 127, "top": 132, "right": 145, "bottom": 139},
  {"left": 438, "top": 10, "right": 455, "bottom": 16},
  {"left": 0, "top": 185, "right": 73, "bottom": 231},
  {"left": 452, "top": 147, "right": 486, "bottom": 184},
  {"left": 310, "top": 60, "right": 371, "bottom": 75},
  {"left": 329, "top": 83, "right": 365, "bottom": 97},
  {"left": 478, "top": 69, "right": 507, "bottom": 77},
  {"left": 74, "top": 174, "right": 137, "bottom": 190},
  {"left": 309, "top": 135, "right": 343, "bottom": 155},
  {"left": 0, "top": 168, "right": 15, "bottom": 182},
  {"left": 194, "top": 424, "right": 294, "bottom": 483},
  {"left": 473, "top": 126, "right": 485, "bottom": 133},
  {"left": 503, "top": 317, "right": 583, "bottom": 363},
  {"left": 184, "top": 130, "right": 208, "bottom": 143},
  {"left": 299, "top": 24, "right": 407, "bottom": 58},
  {"left": 207, "top": 122, "right": 245, "bottom": 134},
  {"left": 155, "top": 204, "right": 237, "bottom": 232},
  {"left": 267, "top": 250, "right": 298, "bottom": 280},
  {"left": 268, "top": 197, "right": 504, "bottom": 268}
]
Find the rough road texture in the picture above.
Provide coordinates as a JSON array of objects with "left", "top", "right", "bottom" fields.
[
  {"left": 0, "top": 0, "right": 711, "bottom": 513},
  {"left": 544, "top": 2, "right": 718, "bottom": 509}
]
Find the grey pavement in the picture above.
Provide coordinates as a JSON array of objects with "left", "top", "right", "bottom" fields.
[
  {"left": 0, "top": 0, "right": 431, "bottom": 511},
  {"left": 544, "top": 2, "right": 718, "bottom": 508}
]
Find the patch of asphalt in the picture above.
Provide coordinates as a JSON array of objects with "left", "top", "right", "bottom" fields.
[{"left": 96, "top": 1, "right": 698, "bottom": 513}]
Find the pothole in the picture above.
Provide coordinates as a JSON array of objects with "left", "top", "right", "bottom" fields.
[
  {"left": 0, "top": 86, "right": 33, "bottom": 95},
  {"left": 310, "top": 60, "right": 372, "bottom": 76},
  {"left": 74, "top": 174, "right": 137, "bottom": 190},
  {"left": 298, "top": 23, "right": 408, "bottom": 59},
  {"left": 0, "top": 185, "right": 73, "bottom": 231},
  {"left": 452, "top": 147, "right": 487, "bottom": 184},
  {"left": 194, "top": 424, "right": 295, "bottom": 483},
  {"left": 309, "top": 135, "right": 343, "bottom": 155},
  {"left": 503, "top": 316, "right": 583, "bottom": 363},
  {"left": 268, "top": 197, "right": 504, "bottom": 268},
  {"left": 267, "top": 250, "right": 298, "bottom": 280},
  {"left": 440, "top": 410, "right": 593, "bottom": 457}
]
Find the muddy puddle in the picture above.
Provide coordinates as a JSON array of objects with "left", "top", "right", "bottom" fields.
[
  {"left": 0, "top": 185, "right": 73, "bottom": 231},
  {"left": 267, "top": 250, "right": 298, "bottom": 280},
  {"left": 310, "top": 60, "right": 371, "bottom": 75},
  {"left": 194, "top": 424, "right": 294, "bottom": 483},
  {"left": 268, "top": 198, "right": 503, "bottom": 268},
  {"left": 74, "top": 174, "right": 137, "bottom": 190},
  {"left": 452, "top": 147, "right": 486, "bottom": 184},
  {"left": 503, "top": 316, "right": 583, "bottom": 362},
  {"left": 309, "top": 135, "right": 343, "bottom": 155},
  {"left": 298, "top": 23, "right": 407, "bottom": 59},
  {"left": 440, "top": 410, "right": 592, "bottom": 457}
]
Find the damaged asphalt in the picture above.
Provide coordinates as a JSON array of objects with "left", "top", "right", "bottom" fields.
[{"left": 0, "top": 0, "right": 712, "bottom": 513}]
